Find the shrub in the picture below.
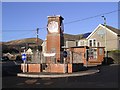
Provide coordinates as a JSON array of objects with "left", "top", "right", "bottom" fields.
[{"left": 109, "top": 50, "right": 120, "bottom": 53}]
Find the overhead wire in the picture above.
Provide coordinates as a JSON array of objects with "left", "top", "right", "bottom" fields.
[
  {"left": 2, "top": 9, "right": 119, "bottom": 32},
  {"left": 64, "top": 10, "right": 119, "bottom": 24}
]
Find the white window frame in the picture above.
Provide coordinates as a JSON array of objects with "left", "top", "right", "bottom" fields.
[
  {"left": 93, "top": 39, "right": 96, "bottom": 47},
  {"left": 88, "top": 48, "right": 97, "bottom": 60},
  {"left": 89, "top": 39, "right": 93, "bottom": 47},
  {"left": 88, "top": 39, "right": 96, "bottom": 47},
  {"left": 97, "top": 41, "right": 101, "bottom": 47}
]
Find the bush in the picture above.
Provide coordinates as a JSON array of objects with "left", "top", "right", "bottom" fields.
[
  {"left": 102, "top": 57, "right": 114, "bottom": 65},
  {"left": 107, "top": 50, "right": 120, "bottom": 64},
  {"left": 16, "top": 55, "right": 22, "bottom": 60},
  {"left": 109, "top": 50, "right": 120, "bottom": 53}
]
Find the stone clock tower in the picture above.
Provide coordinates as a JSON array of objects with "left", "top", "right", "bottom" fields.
[{"left": 46, "top": 15, "right": 64, "bottom": 63}]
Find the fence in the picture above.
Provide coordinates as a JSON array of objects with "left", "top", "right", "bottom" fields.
[
  {"left": 26, "top": 50, "right": 83, "bottom": 64},
  {"left": 27, "top": 51, "right": 62, "bottom": 64}
]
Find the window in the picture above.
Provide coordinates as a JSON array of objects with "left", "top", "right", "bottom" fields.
[
  {"left": 97, "top": 42, "right": 100, "bottom": 47},
  {"left": 80, "top": 41, "right": 84, "bottom": 46},
  {"left": 93, "top": 39, "right": 96, "bottom": 47},
  {"left": 88, "top": 48, "right": 93, "bottom": 59},
  {"left": 93, "top": 49, "right": 97, "bottom": 59},
  {"left": 88, "top": 48, "right": 97, "bottom": 60},
  {"left": 99, "top": 48, "right": 103, "bottom": 55},
  {"left": 82, "top": 41, "right": 84, "bottom": 46},
  {"left": 89, "top": 39, "right": 97, "bottom": 47},
  {"left": 89, "top": 40, "right": 92, "bottom": 47},
  {"left": 80, "top": 41, "right": 82, "bottom": 46}
]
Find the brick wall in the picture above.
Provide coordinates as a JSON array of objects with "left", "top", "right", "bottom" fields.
[
  {"left": 21, "top": 64, "right": 41, "bottom": 73},
  {"left": 28, "top": 64, "right": 41, "bottom": 73},
  {"left": 48, "top": 64, "right": 67, "bottom": 73},
  {"left": 47, "top": 34, "right": 61, "bottom": 62},
  {"left": 68, "top": 64, "right": 72, "bottom": 73}
]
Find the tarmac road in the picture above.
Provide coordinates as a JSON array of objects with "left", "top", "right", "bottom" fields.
[{"left": 1, "top": 61, "right": 119, "bottom": 89}]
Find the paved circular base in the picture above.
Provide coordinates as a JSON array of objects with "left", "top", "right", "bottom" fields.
[{"left": 17, "top": 70, "right": 99, "bottom": 78}]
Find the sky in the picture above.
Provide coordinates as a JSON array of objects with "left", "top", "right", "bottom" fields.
[{"left": 1, "top": 1, "right": 119, "bottom": 42}]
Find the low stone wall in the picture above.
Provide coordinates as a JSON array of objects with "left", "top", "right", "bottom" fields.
[{"left": 108, "top": 52, "right": 120, "bottom": 64}]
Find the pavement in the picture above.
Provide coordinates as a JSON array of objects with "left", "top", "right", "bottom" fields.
[
  {"left": 2, "top": 64, "right": 119, "bottom": 88},
  {"left": 17, "top": 69, "right": 100, "bottom": 78}
]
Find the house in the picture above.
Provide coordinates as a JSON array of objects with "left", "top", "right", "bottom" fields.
[
  {"left": 41, "top": 39, "right": 47, "bottom": 53},
  {"left": 78, "top": 38, "right": 88, "bottom": 46},
  {"left": 78, "top": 24, "right": 120, "bottom": 51},
  {"left": 26, "top": 48, "right": 33, "bottom": 55},
  {"left": 86, "top": 24, "right": 120, "bottom": 51},
  {"left": 77, "top": 32, "right": 91, "bottom": 46},
  {"left": 65, "top": 40, "right": 77, "bottom": 48}
]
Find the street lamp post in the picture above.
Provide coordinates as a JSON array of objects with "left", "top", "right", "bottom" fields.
[{"left": 102, "top": 16, "right": 107, "bottom": 64}]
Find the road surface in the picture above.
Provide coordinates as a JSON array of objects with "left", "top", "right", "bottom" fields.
[{"left": 1, "top": 60, "right": 119, "bottom": 89}]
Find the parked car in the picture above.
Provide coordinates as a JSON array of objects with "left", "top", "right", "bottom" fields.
[
  {"left": 0, "top": 56, "right": 9, "bottom": 61},
  {"left": 3, "top": 53, "right": 16, "bottom": 61}
]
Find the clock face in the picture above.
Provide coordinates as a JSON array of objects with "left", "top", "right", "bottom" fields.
[{"left": 48, "top": 21, "right": 58, "bottom": 33}]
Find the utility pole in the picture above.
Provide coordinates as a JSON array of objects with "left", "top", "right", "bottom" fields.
[
  {"left": 36, "top": 28, "right": 39, "bottom": 63},
  {"left": 36, "top": 28, "right": 39, "bottom": 50},
  {"left": 102, "top": 16, "right": 107, "bottom": 64}
]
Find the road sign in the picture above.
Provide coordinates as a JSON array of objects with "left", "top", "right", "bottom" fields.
[
  {"left": 22, "top": 53, "right": 26, "bottom": 73},
  {"left": 22, "top": 53, "right": 26, "bottom": 61},
  {"left": 63, "top": 51, "right": 67, "bottom": 58}
]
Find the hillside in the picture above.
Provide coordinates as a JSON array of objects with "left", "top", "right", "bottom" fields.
[
  {"left": 1, "top": 32, "right": 91, "bottom": 53},
  {"left": 4, "top": 38, "right": 43, "bottom": 46},
  {"left": 64, "top": 32, "right": 91, "bottom": 41},
  {"left": 64, "top": 33, "right": 83, "bottom": 41},
  {"left": 1, "top": 38, "right": 43, "bottom": 53},
  {"left": 2, "top": 33, "right": 90, "bottom": 46}
]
